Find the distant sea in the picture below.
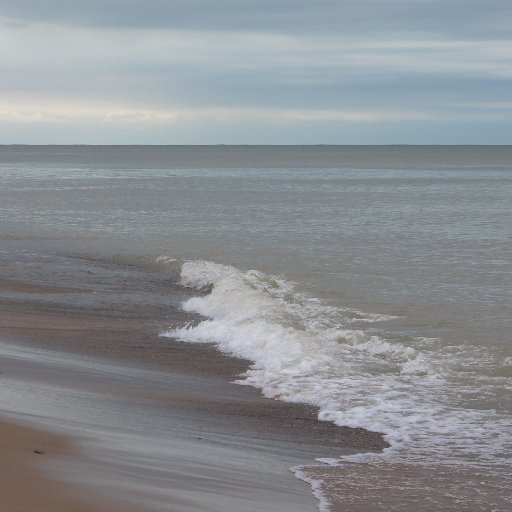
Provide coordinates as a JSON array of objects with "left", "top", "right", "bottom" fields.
[{"left": 1, "top": 145, "right": 511, "bottom": 511}]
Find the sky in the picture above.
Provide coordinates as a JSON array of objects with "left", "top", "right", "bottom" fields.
[{"left": 1, "top": 0, "right": 511, "bottom": 144}]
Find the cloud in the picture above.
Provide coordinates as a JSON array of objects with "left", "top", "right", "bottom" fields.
[
  {"left": 2, "top": 22, "right": 511, "bottom": 99},
  {"left": 4, "top": 97, "right": 511, "bottom": 129},
  {"left": 0, "top": 98, "right": 438, "bottom": 125},
  {"left": 1, "top": 0, "right": 511, "bottom": 39},
  {"left": 0, "top": 2, "right": 511, "bottom": 143}
]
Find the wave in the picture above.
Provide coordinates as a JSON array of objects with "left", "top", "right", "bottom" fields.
[{"left": 160, "top": 259, "right": 512, "bottom": 468}]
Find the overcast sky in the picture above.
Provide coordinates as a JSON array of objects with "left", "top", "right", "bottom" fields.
[{"left": 1, "top": 0, "right": 511, "bottom": 144}]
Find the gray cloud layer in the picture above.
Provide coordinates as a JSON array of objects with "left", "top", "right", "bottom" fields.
[
  {"left": 1, "top": 1, "right": 512, "bottom": 143},
  {"left": 1, "top": 0, "right": 511, "bottom": 37}
]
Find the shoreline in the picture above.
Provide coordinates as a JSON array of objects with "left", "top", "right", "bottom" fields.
[{"left": 0, "top": 252, "right": 387, "bottom": 511}]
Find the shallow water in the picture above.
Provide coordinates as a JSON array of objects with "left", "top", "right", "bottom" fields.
[{"left": 1, "top": 145, "right": 511, "bottom": 511}]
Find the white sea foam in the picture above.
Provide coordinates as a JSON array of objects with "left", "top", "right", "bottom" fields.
[
  {"left": 161, "top": 259, "right": 512, "bottom": 470},
  {"left": 292, "top": 467, "right": 331, "bottom": 512}
]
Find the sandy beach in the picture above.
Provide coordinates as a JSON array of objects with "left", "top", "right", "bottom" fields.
[
  {"left": 0, "top": 418, "right": 115, "bottom": 512},
  {"left": 0, "top": 251, "right": 386, "bottom": 512}
]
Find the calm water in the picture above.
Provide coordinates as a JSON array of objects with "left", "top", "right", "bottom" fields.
[{"left": 1, "top": 145, "right": 511, "bottom": 511}]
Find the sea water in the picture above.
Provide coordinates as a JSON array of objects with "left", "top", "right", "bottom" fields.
[{"left": 1, "top": 145, "right": 511, "bottom": 511}]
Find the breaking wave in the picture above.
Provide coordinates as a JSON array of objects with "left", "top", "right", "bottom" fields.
[{"left": 160, "top": 259, "right": 512, "bottom": 469}]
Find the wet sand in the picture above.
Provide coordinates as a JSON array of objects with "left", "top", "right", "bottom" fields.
[
  {"left": 0, "top": 419, "right": 116, "bottom": 512},
  {"left": 0, "top": 251, "right": 387, "bottom": 511}
]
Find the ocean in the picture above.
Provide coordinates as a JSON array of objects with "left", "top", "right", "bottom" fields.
[{"left": 1, "top": 145, "right": 511, "bottom": 511}]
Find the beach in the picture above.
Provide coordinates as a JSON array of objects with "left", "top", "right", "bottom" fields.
[
  {"left": 1, "top": 145, "right": 511, "bottom": 511},
  {"left": 0, "top": 248, "right": 386, "bottom": 512}
]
